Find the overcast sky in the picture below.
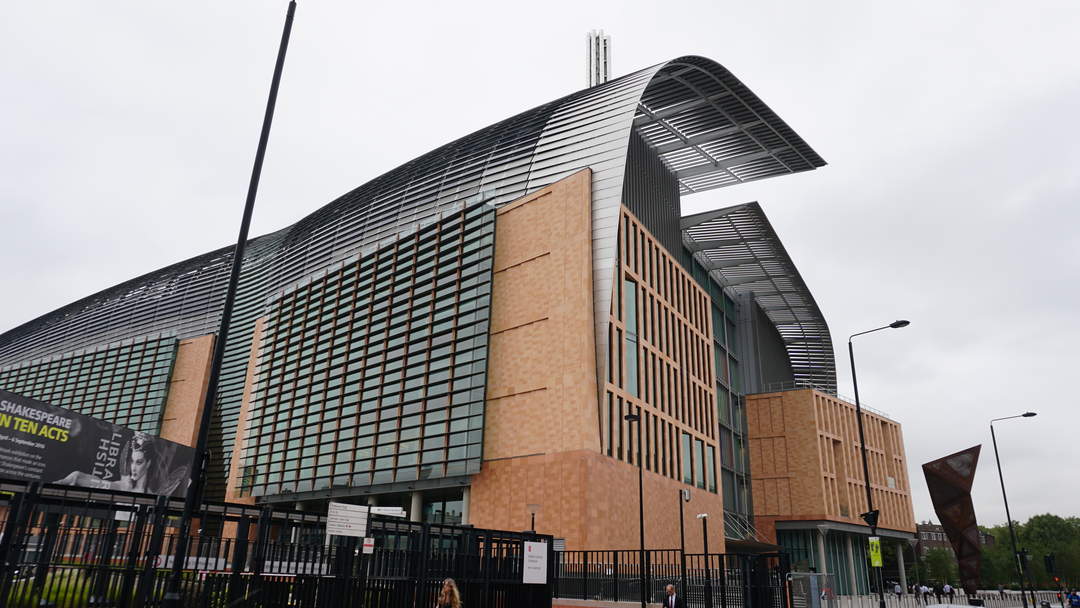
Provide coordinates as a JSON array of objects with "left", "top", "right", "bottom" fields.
[{"left": 2, "top": 1, "right": 1077, "bottom": 526}]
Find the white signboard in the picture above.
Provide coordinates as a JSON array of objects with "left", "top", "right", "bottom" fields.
[
  {"left": 362, "top": 537, "right": 376, "bottom": 554},
  {"left": 370, "top": 506, "right": 407, "bottom": 518},
  {"left": 522, "top": 541, "right": 548, "bottom": 584},
  {"left": 326, "top": 502, "right": 369, "bottom": 539}
]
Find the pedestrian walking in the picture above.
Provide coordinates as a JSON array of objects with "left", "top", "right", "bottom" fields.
[
  {"left": 894, "top": 583, "right": 904, "bottom": 601},
  {"left": 437, "top": 578, "right": 461, "bottom": 608},
  {"left": 998, "top": 584, "right": 1006, "bottom": 600},
  {"left": 943, "top": 582, "right": 954, "bottom": 604},
  {"left": 662, "top": 584, "right": 685, "bottom": 608},
  {"left": 934, "top": 582, "right": 943, "bottom": 604},
  {"left": 920, "top": 584, "right": 931, "bottom": 604},
  {"left": 1068, "top": 590, "right": 1080, "bottom": 608}
]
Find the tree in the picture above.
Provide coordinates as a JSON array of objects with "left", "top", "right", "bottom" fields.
[{"left": 925, "top": 548, "right": 959, "bottom": 584}]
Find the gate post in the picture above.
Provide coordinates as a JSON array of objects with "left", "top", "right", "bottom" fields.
[
  {"left": 582, "top": 551, "right": 589, "bottom": 601},
  {"left": 134, "top": 495, "right": 170, "bottom": 608},
  {"left": 613, "top": 551, "right": 620, "bottom": 603},
  {"left": 0, "top": 481, "right": 41, "bottom": 607},
  {"left": 90, "top": 518, "right": 121, "bottom": 604},
  {"left": 250, "top": 506, "right": 273, "bottom": 605},
  {"left": 118, "top": 504, "right": 149, "bottom": 608},
  {"left": 31, "top": 511, "right": 61, "bottom": 597},
  {"left": 226, "top": 516, "right": 251, "bottom": 607}
]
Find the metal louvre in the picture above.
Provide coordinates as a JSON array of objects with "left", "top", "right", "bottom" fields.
[
  {"left": 636, "top": 57, "right": 825, "bottom": 195},
  {"left": 681, "top": 203, "right": 836, "bottom": 392}
]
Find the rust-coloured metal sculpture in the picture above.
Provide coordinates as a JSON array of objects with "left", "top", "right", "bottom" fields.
[{"left": 922, "top": 446, "right": 982, "bottom": 595}]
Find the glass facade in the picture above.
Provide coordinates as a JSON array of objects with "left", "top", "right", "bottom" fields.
[
  {"left": 240, "top": 204, "right": 495, "bottom": 497},
  {"left": 692, "top": 258, "right": 755, "bottom": 537},
  {"left": 0, "top": 335, "right": 178, "bottom": 434}
]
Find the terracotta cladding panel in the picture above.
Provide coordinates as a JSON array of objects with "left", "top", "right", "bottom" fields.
[
  {"left": 749, "top": 389, "right": 916, "bottom": 534},
  {"left": 159, "top": 334, "right": 215, "bottom": 448},
  {"left": 489, "top": 257, "right": 554, "bottom": 333}
]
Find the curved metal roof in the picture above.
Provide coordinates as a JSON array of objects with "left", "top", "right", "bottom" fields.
[
  {"left": 682, "top": 202, "right": 836, "bottom": 392},
  {"left": 1, "top": 55, "right": 826, "bottom": 393}
]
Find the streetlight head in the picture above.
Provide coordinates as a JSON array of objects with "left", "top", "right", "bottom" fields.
[
  {"left": 624, "top": 413, "right": 640, "bottom": 422},
  {"left": 681, "top": 488, "right": 692, "bottom": 502},
  {"left": 889, "top": 320, "right": 910, "bottom": 329},
  {"left": 1022, "top": 412, "right": 1037, "bottom": 417},
  {"left": 696, "top": 513, "right": 708, "bottom": 519}
]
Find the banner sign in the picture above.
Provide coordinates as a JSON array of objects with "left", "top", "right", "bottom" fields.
[
  {"left": 523, "top": 541, "right": 548, "bottom": 584},
  {"left": 0, "top": 389, "right": 194, "bottom": 496},
  {"left": 868, "top": 536, "right": 882, "bottom": 567}
]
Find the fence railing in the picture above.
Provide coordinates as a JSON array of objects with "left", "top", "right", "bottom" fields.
[
  {"left": 825, "top": 591, "right": 1067, "bottom": 608},
  {"left": 0, "top": 478, "right": 554, "bottom": 608},
  {"left": 553, "top": 549, "right": 790, "bottom": 608}
]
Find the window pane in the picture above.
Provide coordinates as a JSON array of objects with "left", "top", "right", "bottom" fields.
[
  {"left": 681, "top": 432, "right": 693, "bottom": 485},
  {"left": 694, "top": 438, "right": 705, "bottom": 489}
]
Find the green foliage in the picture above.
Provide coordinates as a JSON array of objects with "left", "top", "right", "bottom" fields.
[
  {"left": 979, "top": 514, "right": 1080, "bottom": 589},
  {"left": 925, "top": 548, "right": 959, "bottom": 583}
]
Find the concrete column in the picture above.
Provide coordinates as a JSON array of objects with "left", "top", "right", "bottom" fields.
[
  {"left": 817, "top": 529, "right": 829, "bottom": 575},
  {"left": 897, "top": 540, "right": 907, "bottom": 593},
  {"left": 460, "top": 487, "right": 471, "bottom": 526},
  {"left": 410, "top": 491, "right": 424, "bottom": 523},
  {"left": 845, "top": 534, "right": 858, "bottom": 595}
]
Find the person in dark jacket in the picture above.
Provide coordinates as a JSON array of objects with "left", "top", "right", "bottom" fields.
[{"left": 661, "top": 584, "right": 685, "bottom": 608}]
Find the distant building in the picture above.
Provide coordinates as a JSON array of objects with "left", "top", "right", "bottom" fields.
[{"left": 915, "top": 522, "right": 995, "bottom": 557}]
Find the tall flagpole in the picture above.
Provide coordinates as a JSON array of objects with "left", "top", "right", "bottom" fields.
[{"left": 163, "top": 2, "right": 297, "bottom": 605}]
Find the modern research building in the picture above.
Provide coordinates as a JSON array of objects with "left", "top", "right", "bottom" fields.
[{"left": 0, "top": 56, "right": 915, "bottom": 558}]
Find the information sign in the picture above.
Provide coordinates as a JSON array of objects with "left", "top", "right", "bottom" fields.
[
  {"left": 523, "top": 541, "right": 548, "bottom": 584},
  {"left": 326, "top": 502, "right": 369, "bottom": 539}
]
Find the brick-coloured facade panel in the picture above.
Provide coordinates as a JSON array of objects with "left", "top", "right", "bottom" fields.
[{"left": 747, "top": 388, "right": 917, "bottom": 538}]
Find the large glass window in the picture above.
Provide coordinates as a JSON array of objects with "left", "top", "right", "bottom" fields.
[
  {"left": 624, "top": 279, "right": 639, "bottom": 398},
  {"left": 707, "top": 446, "right": 717, "bottom": 493},
  {"left": 694, "top": 438, "right": 705, "bottom": 489},
  {"left": 681, "top": 432, "right": 693, "bottom": 485}
]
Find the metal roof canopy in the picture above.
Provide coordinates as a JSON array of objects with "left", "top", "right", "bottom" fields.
[
  {"left": 682, "top": 202, "right": 836, "bottom": 393},
  {"left": 634, "top": 60, "right": 824, "bottom": 196}
]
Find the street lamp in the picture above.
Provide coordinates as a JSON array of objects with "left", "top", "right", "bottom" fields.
[
  {"left": 991, "top": 412, "right": 1037, "bottom": 608},
  {"left": 849, "top": 319, "right": 909, "bottom": 608},
  {"left": 527, "top": 503, "right": 541, "bottom": 533},
  {"left": 625, "top": 410, "right": 646, "bottom": 608},
  {"left": 678, "top": 488, "right": 691, "bottom": 594},
  {"left": 698, "top": 513, "right": 713, "bottom": 608}
]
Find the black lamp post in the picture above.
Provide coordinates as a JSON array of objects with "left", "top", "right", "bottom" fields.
[
  {"left": 698, "top": 513, "right": 713, "bottom": 608},
  {"left": 162, "top": 3, "right": 298, "bottom": 606},
  {"left": 849, "top": 319, "right": 909, "bottom": 608},
  {"left": 678, "top": 488, "right": 691, "bottom": 595},
  {"left": 991, "top": 412, "right": 1037, "bottom": 608},
  {"left": 625, "top": 410, "right": 646, "bottom": 608}
]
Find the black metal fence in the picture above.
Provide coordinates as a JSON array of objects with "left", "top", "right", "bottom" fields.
[
  {"left": 0, "top": 479, "right": 553, "bottom": 608},
  {"left": 554, "top": 549, "right": 790, "bottom": 608}
]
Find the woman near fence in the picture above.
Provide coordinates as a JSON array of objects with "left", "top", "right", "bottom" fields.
[{"left": 438, "top": 578, "right": 462, "bottom": 608}]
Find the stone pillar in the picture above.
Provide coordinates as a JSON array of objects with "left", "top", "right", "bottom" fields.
[
  {"left": 461, "top": 487, "right": 471, "bottom": 526},
  {"left": 845, "top": 534, "right": 858, "bottom": 595},
  {"left": 897, "top": 540, "right": 907, "bottom": 593},
  {"left": 817, "top": 528, "right": 829, "bottom": 575},
  {"left": 410, "top": 491, "right": 424, "bottom": 523}
]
